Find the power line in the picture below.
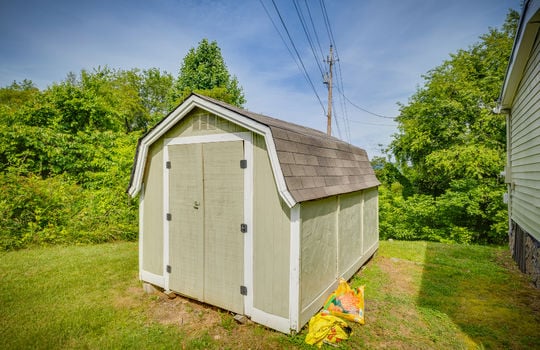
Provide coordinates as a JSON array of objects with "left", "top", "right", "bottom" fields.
[
  {"left": 258, "top": 0, "right": 297, "bottom": 70},
  {"left": 293, "top": 0, "right": 325, "bottom": 78},
  {"left": 338, "top": 89, "right": 396, "bottom": 119},
  {"left": 268, "top": 0, "right": 327, "bottom": 114},
  {"left": 304, "top": 0, "right": 326, "bottom": 63}
]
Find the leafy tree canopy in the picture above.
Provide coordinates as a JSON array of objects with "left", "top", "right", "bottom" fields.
[
  {"left": 390, "top": 9, "right": 519, "bottom": 196},
  {"left": 377, "top": 9, "right": 520, "bottom": 245},
  {"left": 169, "top": 38, "right": 246, "bottom": 107}
]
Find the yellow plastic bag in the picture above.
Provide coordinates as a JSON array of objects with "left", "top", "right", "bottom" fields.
[
  {"left": 322, "top": 278, "right": 365, "bottom": 324},
  {"left": 304, "top": 313, "right": 352, "bottom": 348}
]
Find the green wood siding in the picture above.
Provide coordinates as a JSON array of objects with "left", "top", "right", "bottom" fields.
[
  {"left": 252, "top": 134, "right": 290, "bottom": 318},
  {"left": 338, "top": 192, "right": 363, "bottom": 274},
  {"left": 298, "top": 189, "right": 379, "bottom": 327},
  {"left": 362, "top": 188, "right": 379, "bottom": 252},
  {"left": 164, "top": 108, "right": 247, "bottom": 139},
  {"left": 510, "top": 31, "right": 540, "bottom": 241},
  {"left": 142, "top": 143, "right": 164, "bottom": 276},
  {"left": 299, "top": 196, "right": 338, "bottom": 311}
]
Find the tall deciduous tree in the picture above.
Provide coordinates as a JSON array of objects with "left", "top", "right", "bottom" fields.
[
  {"left": 378, "top": 10, "right": 520, "bottom": 244},
  {"left": 168, "top": 39, "right": 246, "bottom": 107},
  {"left": 390, "top": 10, "right": 519, "bottom": 195}
]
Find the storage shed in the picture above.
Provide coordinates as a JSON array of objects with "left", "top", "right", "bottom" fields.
[
  {"left": 128, "top": 93, "right": 380, "bottom": 332},
  {"left": 499, "top": 0, "right": 540, "bottom": 288}
]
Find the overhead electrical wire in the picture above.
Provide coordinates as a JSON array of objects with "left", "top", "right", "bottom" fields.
[
  {"left": 338, "top": 89, "right": 396, "bottom": 120},
  {"left": 260, "top": 0, "right": 394, "bottom": 140},
  {"left": 258, "top": 0, "right": 298, "bottom": 71},
  {"left": 293, "top": 0, "right": 325, "bottom": 78},
  {"left": 267, "top": 0, "right": 327, "bottom": 115},
  {"left": 304, "top": 0, "right": 326, "bottom": 63}
]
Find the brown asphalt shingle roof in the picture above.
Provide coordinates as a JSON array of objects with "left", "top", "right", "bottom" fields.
[{"left": 195, "top": 94, "right": 380, "bottom": 203}]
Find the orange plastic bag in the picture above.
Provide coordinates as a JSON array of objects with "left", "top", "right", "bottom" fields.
[{"left": 322, "top": 278, "right": 365, "bottom": 324}]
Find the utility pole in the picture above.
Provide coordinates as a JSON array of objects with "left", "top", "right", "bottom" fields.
[{"left": 324, "top": 45, "right": 335, "bottom": 136}]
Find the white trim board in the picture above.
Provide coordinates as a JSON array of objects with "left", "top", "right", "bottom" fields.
[
  {"left": 288, "top": 204, "right": 301, "bottom": 331},
  {"left": 141, "top": 270, "right": 165, "bottom": 288}
]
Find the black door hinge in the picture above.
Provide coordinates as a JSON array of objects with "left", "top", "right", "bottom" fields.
[
  {"left": 240, "top": 223, "right": 247, "bottom": 233},
  {"left": 166, "top": 213, "right": 172, "bottom": 221},
  {"left": 166, "top": 161, "right": 171, "bottom": 169},
  {"left": 240, "top": 159, "right": 247, "bottom": 169},
  {"left": 166, "top": 265, "right": 171, "bottom": 273},
  {"left": 240, "top": 285, "right": 247, "bottom": 296}
]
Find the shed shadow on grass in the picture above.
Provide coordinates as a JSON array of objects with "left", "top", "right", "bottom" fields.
[{"left": 417, "top": 242, "right": 540, "bottom": 349}]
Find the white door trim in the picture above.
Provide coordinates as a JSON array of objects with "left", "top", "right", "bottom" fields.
[{"left": 163, "top": 132, "right": 253, "bottom": 316}]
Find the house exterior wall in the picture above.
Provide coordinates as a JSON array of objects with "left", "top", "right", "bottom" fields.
[
  {"left": 508, "top": 29, "right": 540, "bottom": 287},
  {"left": 252, "top": 134, "right": 290, "bottom": 319}
]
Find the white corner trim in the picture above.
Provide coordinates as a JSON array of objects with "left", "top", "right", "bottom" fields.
[
  {"left": 163, "top": 144, "right": 170, "bottom": 291},
  {"left": 251, "top": 307, "right": 292, "bottom": 334},
  {"left": 138, "top": 183, "right": 145, "bottom": 280},
  {"left": 243, "top": 132, "right": 254, "bottom": 318},
  {"left": 289, "top": 204, "right": 301, "bottom": 331},
  {"left": 140, "top": 270, "right": 165, "bottom": 289}
]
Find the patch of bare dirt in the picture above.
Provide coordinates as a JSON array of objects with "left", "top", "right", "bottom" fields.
[{"left": 142, "top": 290, "right": 287, "bottom": 349}]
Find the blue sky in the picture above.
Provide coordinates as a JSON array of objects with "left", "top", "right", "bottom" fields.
[{"left": 0, "top": 0, "right": 520, "bottom": 157}]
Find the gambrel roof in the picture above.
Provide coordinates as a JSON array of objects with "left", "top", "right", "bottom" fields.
[{"left": 128, "top": 93, "right": 379, "bottom": 206}]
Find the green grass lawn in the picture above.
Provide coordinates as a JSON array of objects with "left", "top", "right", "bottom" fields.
[{"left": 1, "top": 241, "right": 539, "bottom": 349}]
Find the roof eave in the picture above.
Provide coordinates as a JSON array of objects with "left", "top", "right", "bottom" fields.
[{"left": 500, "top": 0, "right": 540, "bottom": 109}]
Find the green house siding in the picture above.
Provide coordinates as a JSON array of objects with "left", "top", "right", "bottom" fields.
[
  {"left": 252, "top": 134, "right": 290, "bottom": 319},
  {"left": 510, "top": 31, "right": 540, "bottom": 241},
  {"left": 142, "top": 143, "right": 164, "bottom": 276}
]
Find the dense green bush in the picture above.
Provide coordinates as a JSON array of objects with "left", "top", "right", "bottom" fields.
[
  {"left": 0, "top": 170, "right": 137, "bottom": 250},
  {"left": 378, "top": 179, "right": 507, "bottom": 245}
]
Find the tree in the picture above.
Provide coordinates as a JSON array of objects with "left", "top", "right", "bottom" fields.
[
  {"left": 390, "top": 10, "right": 518, "bottom": 195},
  {"left": 168, "top": 39, "right": 246, "bottom": 107},
  {"left": 380, "top": 10, "right": 519, "bottom": 244}
]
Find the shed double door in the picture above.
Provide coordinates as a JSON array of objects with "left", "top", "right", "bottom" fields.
[{"left": 168, "top": 141, "right": 244, "bottom": 314}]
